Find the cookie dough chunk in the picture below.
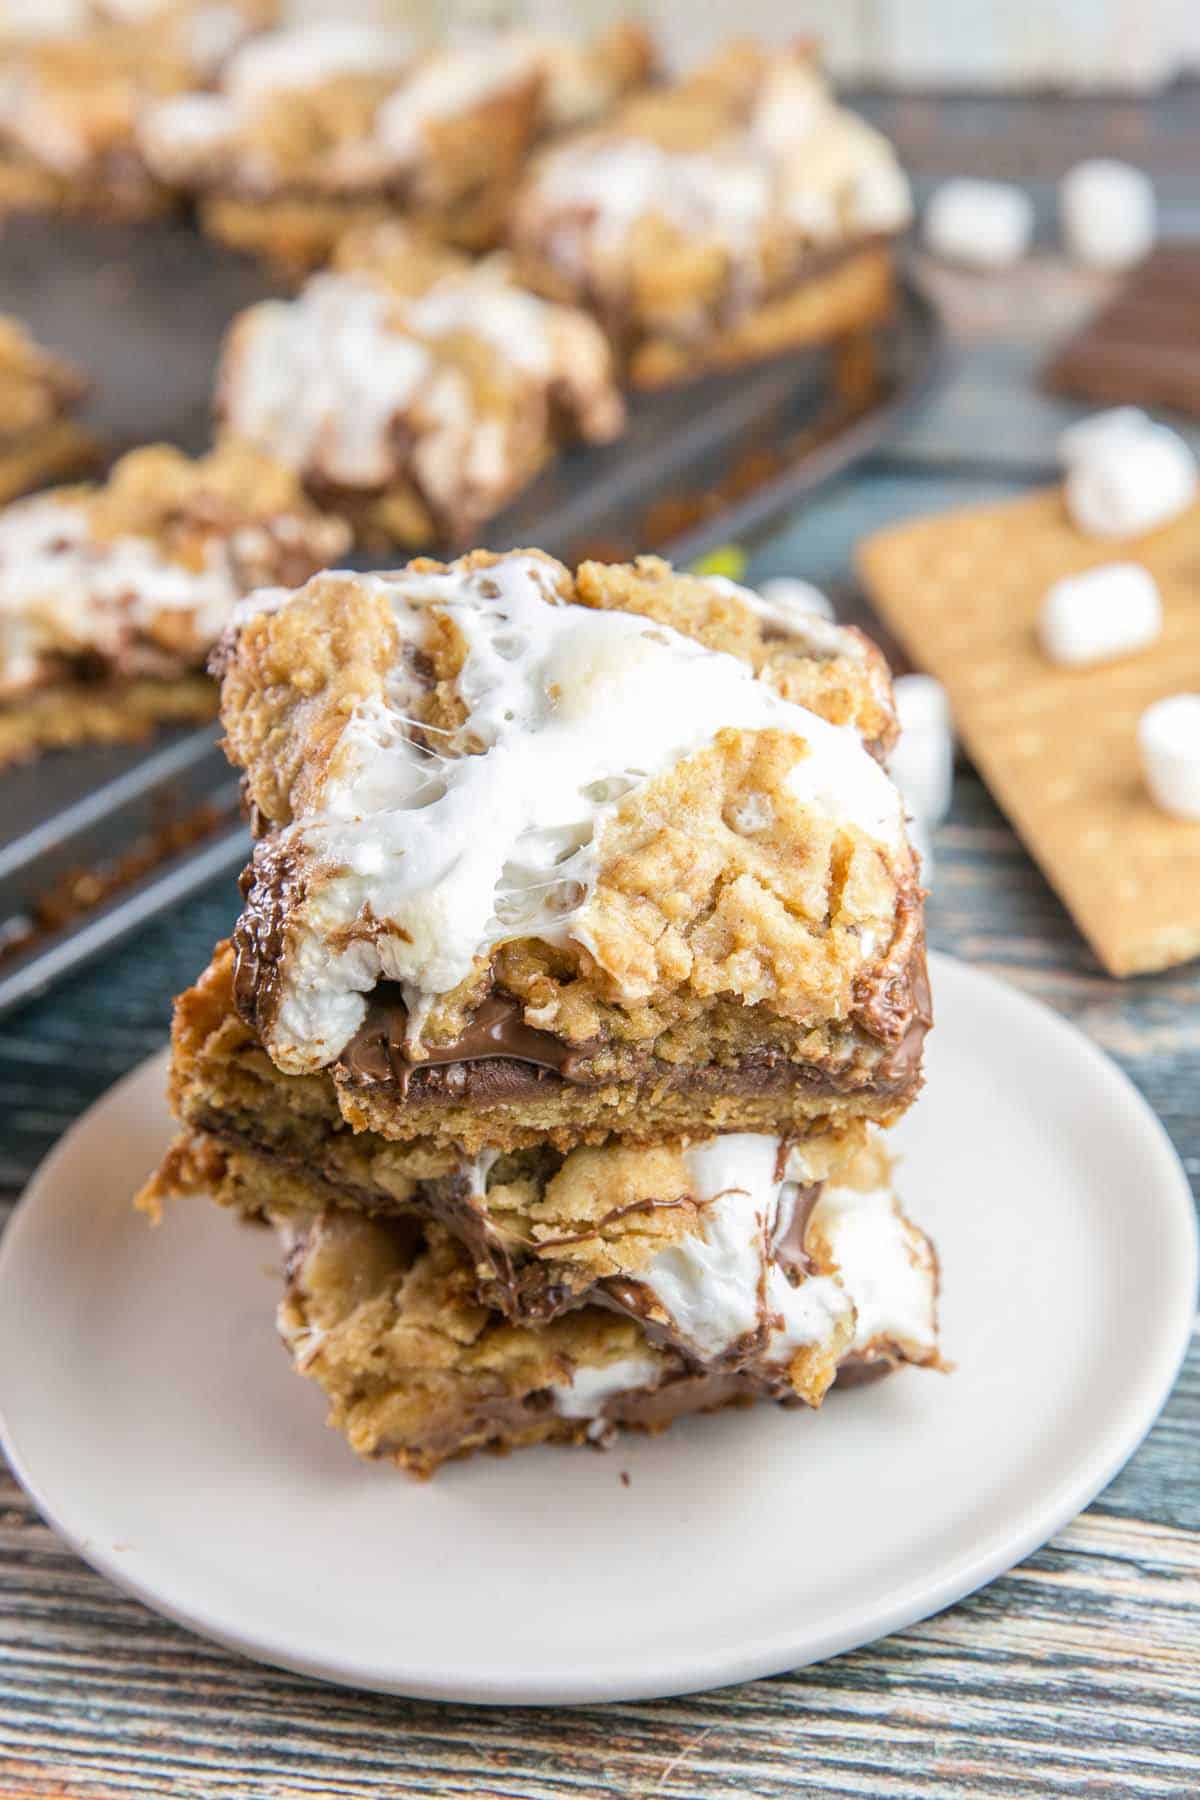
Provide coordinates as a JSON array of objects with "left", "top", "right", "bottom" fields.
[
  {"left": 509, "top": 40, "right": 911, "bottom": 387},
  {"left": 212, "top": 550, "right": 926, "bottom": 1152},
  {"left": 0, "top": 441, "right": 349, "bottom": 767},
  {"left": 137, "top": 20, "right": 653, "bottom": 274},
  {"left": 214, "top": 232, "right": 625, "bottom": 549}
]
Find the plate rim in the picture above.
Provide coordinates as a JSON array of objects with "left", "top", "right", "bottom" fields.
[{"left": 1, "top": 949, "right": 1196, "bottom": 1705}]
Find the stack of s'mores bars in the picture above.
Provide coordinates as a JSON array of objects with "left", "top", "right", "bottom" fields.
[{"left": 140, "top": 548, "right": 941, "bottom": 1476}]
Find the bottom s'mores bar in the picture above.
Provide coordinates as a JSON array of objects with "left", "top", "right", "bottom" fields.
[{"left": 149, "top": 1128, "right": 940, "bottom": 1476}]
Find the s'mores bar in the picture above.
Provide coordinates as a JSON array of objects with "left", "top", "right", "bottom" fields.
[
  {"left": 509, "top": 40, "right": 912, "bottom": 387},
  {"left": 0, "top": 441, "right": 348, "bottom": 766},
  {"left": 152, "top": 1127, "right": 939, "bottom": 1475},
  {"left": 137, "top": 19, "right": 653, "bottom": 275},
  {"left": 186, "top": 551, "right": 926, "bottom": 1152},
  {"left": 141, "top": 547, "right": 937, "bottom": 1474},
  {"left": 0, "top": 315, "right": 97, "bottom": 500},
  {"left": 214, "top": 227, "right": 625, "bottom": 549},
  {"left": 0, "top": 3, "right": 270, "bottom": 220}
]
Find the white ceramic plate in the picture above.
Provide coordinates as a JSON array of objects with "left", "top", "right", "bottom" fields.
[{"left": 0, "top": 952, "right": 1195, "bottom": 1704}]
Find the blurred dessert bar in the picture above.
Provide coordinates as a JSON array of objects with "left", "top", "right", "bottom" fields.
[
  {"left": 0, "top": 315, "right": 97, "bottom": 500},
  {"left": 153, "top": 1129, "right": 939, "bottom": 1475},
  {"left": 215, "top": 224, "right": 625, "bottom": 547},
  {"left": 509, "top": 40, "right": 912, "bottom": 387},
  {"left": 0, "top": 2, "right": 272, "bottom": 219},
  {"left": 137, "top": 19, "right": 654, "bottom": 274},
  {"left": 0, "top": 440, "right": 347, "bottom": 766}
]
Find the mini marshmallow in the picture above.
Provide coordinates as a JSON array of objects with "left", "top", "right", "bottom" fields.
[
  {"left": 1038, "top": 563, "right": 1162, "bottom": 669},
  {"left": 1057, "top": 407, "right": 1151, "bottom": 470},
  {"left": 1060, "top": 159, "right": 1156, "bottom": 271},
  {"left": 923, "top": 179, "right": 1034, "bottom": 271},
  {"left": 755, "top": 575, "right": 836, "bottom": 622},
  {"left": 1065, "top": 424, "right": 1198, "bottom": 539},
  {"left": 905, "top": 812, "right": 935, "bottom": 889},
  {"left": 890, "top": 673, "right": 954, "bottom": 825},
  {"left": 1138, "top": 695, "right": 1200, "bottom": 821}
]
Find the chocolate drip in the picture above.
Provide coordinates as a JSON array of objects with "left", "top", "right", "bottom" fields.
[
  {"left": 772, "top": 1181, "right": 822, "bottom": 1278},
  {"left": 338, "top": 988, "right": 605, "bottom": 1091},
  {"left": 231, "top": 846, "right": 305, "bottom": 1038}
]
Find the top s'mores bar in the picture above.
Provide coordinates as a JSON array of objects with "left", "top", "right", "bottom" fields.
[
  {"left": 219, "top": 550, "right": 927, "bottom": 1154},
  {"left": 137, "top": 19, "right": 653, "bottom": 273},
  {"left": 509, "top": 41, "right": 912, "bottom": 387},
  {"left": 0, "top": 2, "right": 271, "bottom": 219}
]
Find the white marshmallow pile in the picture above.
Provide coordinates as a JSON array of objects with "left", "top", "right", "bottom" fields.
[
  {"left": 924, "top": 158, "right": 1157, "bottom": 273},
  {"left": 1058, "top": 409, "right": 1198, "bottom": 540},
  {"left": 1138, "top": 696, "right": 1200, "bottom": 822},
  {"left": 923, "top": 178, "right": 1034, "bottom": 270},
  {"left": 1038, "top": 563, "right": 1162, "bottom": 669},
  {"left": 1059, "top": 159, "right": 1156, "bottom": 271}
]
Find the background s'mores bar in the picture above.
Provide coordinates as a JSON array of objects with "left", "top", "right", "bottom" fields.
[
  {"left": 0, "top": 441, "right": 347, "bottom": 766},
  {"left": 0, "top": 2, "right": 270, "bottom": 220},
  {"left": 215, "top": 229, "right": 625, "bottom": 548},
  {"left": 137, "top": 19, "right": 653, "bottom": 275},
  {"left": 509, "top": 40, "right": 912, "bottom": 387}
]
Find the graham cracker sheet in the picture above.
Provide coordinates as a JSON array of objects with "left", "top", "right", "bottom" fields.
[{"left": 857, "top": 487, "right": 1200, "bottom": 977}]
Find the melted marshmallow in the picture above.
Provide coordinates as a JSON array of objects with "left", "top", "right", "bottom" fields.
[
  {"left": 223, "top": 23, "right": 413, "bottom": 108},
  {"left": 640, "top": 1132, "right": 938, "bottom": 1367},
  {"left": 248, "top": 554, "right": 908, "bottom": 1072},
  {"left": 222, "top": 276, "right": 432, "bottom": 490},
  {"left": 550, "top": 1352, "right": 664, "bottom": 1424},
  {"left": 374, "top": 39, "right": 534, "bottom": 166},
  {"left": 640, "top": 1135, "right": 851, "bottom": 1363},
  {"left": 810, "top": 1179, "right": 937, "bottom": 1354},
  {"left": 0, "top": 494, "right": 246, "bottom": 695}
]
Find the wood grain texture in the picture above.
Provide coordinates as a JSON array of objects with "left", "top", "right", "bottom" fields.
[{"left": 3, "top": 86, "right": 1199, "bottom": 1799}]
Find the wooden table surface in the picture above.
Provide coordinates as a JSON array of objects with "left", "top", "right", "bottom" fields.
[{"left": 3, "top": 90, "right": 1199, "bottom": 1800}]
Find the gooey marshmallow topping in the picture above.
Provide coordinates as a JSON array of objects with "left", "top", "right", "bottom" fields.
[{"left": 238, "top": 554, "right": 909, "bottom": 1074}]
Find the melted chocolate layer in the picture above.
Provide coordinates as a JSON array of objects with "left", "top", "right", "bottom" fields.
[{"left": 340, "top": 988, "right": 603, "bottom": 1091}]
